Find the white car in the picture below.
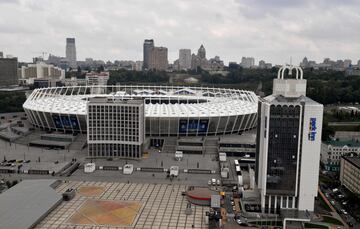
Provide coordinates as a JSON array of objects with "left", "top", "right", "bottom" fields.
[{"left": 211, "top": 178, "right": 216, "bottom": 185}]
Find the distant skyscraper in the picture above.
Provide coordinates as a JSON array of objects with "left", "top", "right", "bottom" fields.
[
  {"left": 197, "top": 45, "right": 206, "bottom": 59},
  {"left": 256, "top": 65, "right": 323, "bottom": 214},
  {"left": 0, "top": 51, "right": 3, "bottom": 58},
  {"left": 143, "top": 39, "right": 154, "bottom": 70},
  {"left": 0, "top": 55, "right": 18, "bottom": 86},
  {"left": 241, "top": 57, "right": 255, "bottom": 68},
  {"left": 66, "top": 38, "right": 77, "bottom": 68},
  {"left": 149, "top": 47, "right": 168, "bottom": 71},
  {"left": 178, "top": 49, "right": 191, "bottom": 70}
]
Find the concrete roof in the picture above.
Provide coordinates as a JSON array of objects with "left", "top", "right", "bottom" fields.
[
  {"left": 0, "top": 179, "right": 62, "bottom": 229},
  {"left": 343, "top": 156, "right": 360, "bottom": 169}
]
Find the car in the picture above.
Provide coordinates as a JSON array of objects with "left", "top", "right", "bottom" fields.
[
  {"left": 342, "top": 201, "right": 347, "bottom": 205},
  {"left": 231, "top": 201, "right": 234, "bottom": 206},
  {"left": 211, "top": 178, "right": 216, "bottom": 185},
  {"left": 208, "top": 180, "right": 212, "bottom": 185},
  {"left": 216, "top": 179, "right": 221, "bottom": 185},
  {"left": 330, "top": 200, "right": 335, "bottom": 205},
  {"left": 338, "top": 194, "right": 345, "bottom": 199},
  {"left": 235, "top": 219, "right": 247, "bottom": 226}
]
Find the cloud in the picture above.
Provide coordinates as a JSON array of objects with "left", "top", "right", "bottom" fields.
[{"left": 0, "top": 0, "right": 359, "bottom": 65}]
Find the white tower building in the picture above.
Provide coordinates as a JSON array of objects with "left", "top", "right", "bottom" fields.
[{"left": 256, "top": 65, "right": 323, "bottom": 214}]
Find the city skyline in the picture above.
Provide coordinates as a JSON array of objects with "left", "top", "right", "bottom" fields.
[{"left": 0, "top": 0, "right": 360, "bottom": 65}]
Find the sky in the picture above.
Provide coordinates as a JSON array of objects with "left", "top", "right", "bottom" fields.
[{"left": 0, "top": 0, "right": 360, "bottom": 65}]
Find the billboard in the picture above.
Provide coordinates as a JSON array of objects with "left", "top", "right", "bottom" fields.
[
  {"left": 53, "top": 115, "right": 62, "bottom": 129},
  {"left": 179, "top": 119, "right": 208, "bottom": 133},
  {"left": 52, "top": 115, "right": 80, "bottom": 130}
]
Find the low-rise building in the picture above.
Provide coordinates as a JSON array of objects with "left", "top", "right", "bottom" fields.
[
  {"left": 321, "top": 140, "right": 360, "bottom": 172},
  {"left": 18, "top": 62, "right": 65, "bottom": 85},
  {"left": 334, "top": 131, "right": 360, "bottom": 142},
  {"left": 340, "top": 156, "right": 360, "bottom": 194},
  {"left": 85, "top": 71, "right": 109, "bottom": 86}
]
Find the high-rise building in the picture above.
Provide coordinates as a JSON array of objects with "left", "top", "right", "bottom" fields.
[
  {"left": 178, "top": 49, "right": 191, "bottom": 70},
  {"left": 0, "top": 51, "right": 3, "bottom": 58},
  {"left": 149, "top": 47, "right": 168, "bottom": 71},
  {"left": 87, "top": 97, "right": 145, "bottom": 158},
  {"left": 256, "top": 65, "right": 323, "bottom": 214},
  {"left": 197, "top": 45, "right": 206, "bottom": 59},
  {"left": 0, "top": 55, "right": 18, "bottom": 86},
  {"left": 143, "top": 39, "right": 154, "bottom": 70},
  {"left": 241, "top": 57, "right": 255, "bottom": 68},
  {"left": 66, "top": 38, "right": 77, "bottom": 68}
]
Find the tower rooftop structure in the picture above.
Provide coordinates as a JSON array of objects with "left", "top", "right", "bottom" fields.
[{"left": 272, "top": 65, "right": 306, "bottom": 98}]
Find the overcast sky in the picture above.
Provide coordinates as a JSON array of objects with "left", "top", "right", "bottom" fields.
[{"left": 1, "top": 0, "right": 360, "bottom": 65}]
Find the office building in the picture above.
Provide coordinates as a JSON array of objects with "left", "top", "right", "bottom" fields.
[
  {"left": 178, "top": 49, "right": 191, "bottom": 70},
  {"left": 85, "top": 71, "right": 109, "bottom": 86},
  {"left": 321, "top": 140, "right": 360, "bottom": 172},
  {"left": 87, "top": 97, "right": 145, "bottom": 158},
  {"left": 340, "top": 156, "right": 360, "bottom": 194},
  {"left": 343, "top": 59, "right": 352, "bottom": 68},
  {"left": 149, "top": 47, "right": 168, "bottom": 71},
  {"left": 334, "top": 131, "right": 360, "bottom": 142},
  {"left": 259, "top": 60, "right": 272, "bottom": 69},
  {"left": 143, "top": 39, "right": 154, "bottom": 70},
  {"left": 256, "top": 65, "right": 323, "bottom": 213},
  {"left": 66, "top": 38, "right": 77, "bottom": 68},
  {"left": 241, "top": 57, "right": 255, "bottom": 68},
  {"left": 0, "top": 52, "right": 3, "bottom": 58},
  {"left": 135, "top": 61, "right": 143, "bottom": 71},
  {"left": 0, "top": 55, "right": 18, "bottom": 86},
  {"left": 18, "top": 62, "right": 65, "bottom": 85},
  {"left": 33, "top": 79, "right": 62, "bottom": 88}
]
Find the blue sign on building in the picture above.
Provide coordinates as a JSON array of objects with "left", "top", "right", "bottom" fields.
[
  {"left": 308, "top": 118, "right": 317, "bottom": 141},
  {"left": 179, "top": 119, "right": 208, "bottom": 133}
]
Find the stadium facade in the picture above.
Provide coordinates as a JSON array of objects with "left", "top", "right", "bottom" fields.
[{"left": 23, "top": 85, "right": 258, "bottom": 137}]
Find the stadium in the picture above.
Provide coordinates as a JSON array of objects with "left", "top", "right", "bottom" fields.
[{"left": 23, "top": 85, "right": 258, "bottom": 136}]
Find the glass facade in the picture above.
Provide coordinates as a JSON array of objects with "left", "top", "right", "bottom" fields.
[{"left": 266, "top": 105, "right": 301, "bottom": 196}]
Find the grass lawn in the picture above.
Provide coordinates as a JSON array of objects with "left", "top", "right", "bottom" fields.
[
  {"left": 321, "top": 216, "right": 343, "bottom": 226},
  {"left": 304, "top": 223, "right": 328, "bottom": 228}
]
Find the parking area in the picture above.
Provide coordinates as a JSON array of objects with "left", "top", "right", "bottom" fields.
[
  {"left": 319, "top": 174, "right": 359, "bottom": 228},
  {"left": 36, "top": 181, "right": 209, "bottom": 229}
]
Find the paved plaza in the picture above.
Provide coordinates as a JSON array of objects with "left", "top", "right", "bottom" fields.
[{"left": 35, "top": 181, "right": 209, "bottom": 229}]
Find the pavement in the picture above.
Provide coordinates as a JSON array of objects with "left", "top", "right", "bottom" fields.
[{"left": 35, "top": 180, "right": 210, "bottom": 229}]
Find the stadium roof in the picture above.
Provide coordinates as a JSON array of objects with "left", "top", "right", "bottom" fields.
[
  {"left": 0, "top": 179, "right": 62, "bottom": 229},
  {"left": 23, "top": 85, "right": 258, "bottom": 118}
]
